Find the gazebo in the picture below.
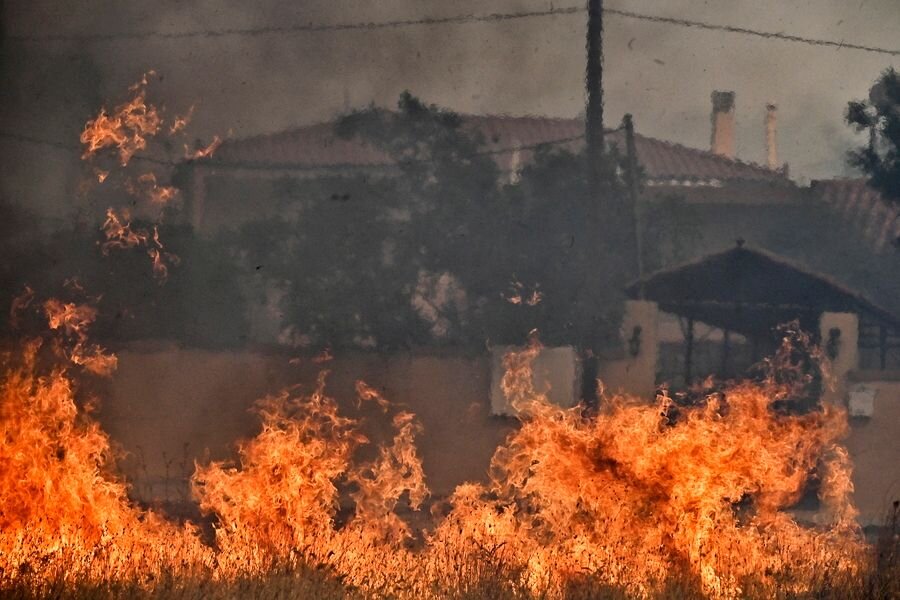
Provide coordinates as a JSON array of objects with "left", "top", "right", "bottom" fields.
[{"left": 623, "top": 241, "right": 900, "bottom": 385}]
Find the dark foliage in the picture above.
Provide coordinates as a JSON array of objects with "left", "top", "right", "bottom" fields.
[
  {"left": 847, "top": 68, "right": 900, "bottom": 204},
  {"left": 1, "top": 207, "right": 249, "bottom": 348},
  {"left": 216, "top": 92, "right": 636, "bottom": 352}
]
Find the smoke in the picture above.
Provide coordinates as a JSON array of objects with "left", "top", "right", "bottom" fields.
[{"left": 2, "top": 0, "right": 898, "bottom": 215}]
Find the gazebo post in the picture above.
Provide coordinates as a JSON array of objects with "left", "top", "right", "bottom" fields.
[
  {"left": 684, "top": 317, "right": 695, "bottom": 386},
  {"left": 721, "top": 328, "right": 731, "bottom": 378}
]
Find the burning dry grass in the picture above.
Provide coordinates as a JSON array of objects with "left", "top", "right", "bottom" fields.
[{"left": 1, "top": 321, "right": 899, "bottom": 599}]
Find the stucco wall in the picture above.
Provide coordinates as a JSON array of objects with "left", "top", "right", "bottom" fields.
[
  {"left": 843, "top": 374, "right": 900, "bottom": 526},
  {"left": 98, "top": 344, "right": 513, "bottom": 503},
  {"left": 97, "top": 344, "right": 899, "bottom": 528}
]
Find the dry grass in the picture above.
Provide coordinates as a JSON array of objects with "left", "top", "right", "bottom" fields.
[
  {"left": 1, "top": 566, "right": 354, "bottom": 600},
  {"left": 2, "top": 528, "right": 897, "bottom": 600}
]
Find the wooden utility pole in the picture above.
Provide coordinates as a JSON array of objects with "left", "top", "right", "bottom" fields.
[
  {"left": 623, "top": 113, "right": 644, "bottom": 293},
  {"left": 585, "top": 0, "right": 604, "bottom": 192}
]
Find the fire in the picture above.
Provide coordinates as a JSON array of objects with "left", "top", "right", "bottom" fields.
[
  {"left": 99, "top": 208, "right": 149, "bottom": 254},
  {"left": 148, "top": 226, "right": 181, "bottom": 281},
  {"left": 169, "top": 105, "right": 195, "bottom": 134},
  {"left": 504, "top": 279, "right": 543, "bottom": 306},
  {"left": 439, "top": 338, "right": 865, "bottom": 597},
  {"left": 98, "top": 208, "right": 179, "bottom": 283},
  {"left": 185, "top": 135, "right": 222, "bottom": 160},
  {"left": 4, "top": 68, "right": 895, "bottom": 598},
  {"left": 184, "top": 336, "right": 867, "bottom": 597},
  {"left": 125, "top": 173, "right": 179, "bottom": 206},
  {"left": 355, "top": 379, "right": 392, "bottom": 411},
  {"left": 0, "top": 289, "right": 881, "bottom": 599},
  {"left": 43, "top": 298, "right": 117, "bottom": 376},
  {"left": 0, "top": 304, "right": 207, "bottom": 591},
  {"left": 79, "top": 78, "right": 220, "bottom": 286},
  {"left": 80, "top": 73, "right": 162, "bottom": 166},
  {"left": 187, "top": 370, "right": 430, "bottom": 594}
]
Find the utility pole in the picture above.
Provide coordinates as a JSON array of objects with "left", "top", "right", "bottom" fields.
[
  {"left": 623, "top": 114, "right": 644, "bottom": 296},
  {"left": 585, "top": 0, "right": 604, "bottom": 192},
  {"left": 580, "top": 0, "right": 604, "bottom": 407}
]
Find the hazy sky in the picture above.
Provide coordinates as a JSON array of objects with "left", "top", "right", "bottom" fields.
[{"left": 3, "top": 0, "right": 900, "bottom": 215}]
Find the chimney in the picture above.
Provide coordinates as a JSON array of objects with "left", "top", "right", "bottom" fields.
[
  {"left": 710, "top": 91, "right": 736, "bottom": 159},
  {"left": 765, "top": 103, "right": 778, "bottom": 170}
]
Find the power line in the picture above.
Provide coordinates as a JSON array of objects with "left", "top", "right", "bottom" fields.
[
  {"left": 0, "top": 129, "right": 588, "bottom": 170},
  {"left": 6, "top": 4, "right": 900, "bottom": 57},
  {"left": 0, "top": 131, "right": 178, "bottom": 166},
  {"left": 5, "top": 6, "right": 582, "bottom": 43},
  {"left": 604, "top": 7, "right": 900, "bottom": 57}
]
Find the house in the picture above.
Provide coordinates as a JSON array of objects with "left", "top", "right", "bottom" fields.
[
  {"left": 174, "top": 91, "right": 900, "bottom": 372},
  {"left": 110, "top": 97, "right": 900, "bottom": 523},
  {"left": 811, "top": 178, "right": 900, "bottom": 254},
  {"left": 177, "top": 92, "right": 796, "bottom": 235}
]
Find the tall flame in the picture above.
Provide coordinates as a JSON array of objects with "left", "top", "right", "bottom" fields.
[
  {"left": 0, "top": 307, "right": 207, "bottom": 591},
  {"left": 0, "top": 308, "right": 883, "bottom": 597}
]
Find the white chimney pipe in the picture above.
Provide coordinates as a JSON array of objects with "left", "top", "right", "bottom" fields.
[
  {"left": 711, "top": 91, "right": 736, "bottom": 159},
  {"left": 765, "top": 103, "right": 778, "bottom": 170}
]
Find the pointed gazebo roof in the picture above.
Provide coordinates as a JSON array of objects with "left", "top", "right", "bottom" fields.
[{"left": 625, "top": 242, "right": 900, "bottom": 337}]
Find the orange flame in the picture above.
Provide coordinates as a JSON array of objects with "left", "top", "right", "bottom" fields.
[
  {"left": 0, "top": 338, "right": 207, "bottom": 589},
  {"left": 504, "top": 279, "right": 543, "bottom": 306},
  {"left": 0, "top": 323, "right": 876, "bottom": 597},
  {"left": 169, "top": 105, "right": 195, "bottom": 134},
  {"left": 43, "top": 298, "right": 117, "bottom": 376},
  {"left": 355, "top": 380, "right": 392, "bottom": 412},
  {"left": 125, "top": 172, "right": 179, "bottom": 206},
  {"left": 98, "top": 209, "right": 179, "bottom": 283},
  {"left": 99, "top": 208, "right": 149, "bottom": 255},
  {"left": 94, "top": 168, "right": 110, "bottom": 183},
  {"left": 80, "top": 74, "right": 162, "bottom": 166},
  {"left": 185, "top": 135, "right": 222, "bottom": 160}
]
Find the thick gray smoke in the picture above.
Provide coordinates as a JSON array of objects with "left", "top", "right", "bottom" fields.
[{"left": 1, "top": 0, "right": 899, "bottom": 216}]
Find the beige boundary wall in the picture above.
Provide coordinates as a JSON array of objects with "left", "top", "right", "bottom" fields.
[
  {"left": 98, "top": 343, "right": 513, "bottom": 502},
  {"left": 99, "top": 339, "right": 899, "bottom": 526},
  {"left": 844, "top": 373, "right": 900, "bottom": 526}
]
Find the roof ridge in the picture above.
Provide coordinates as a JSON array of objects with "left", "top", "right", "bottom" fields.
[
  {"left": 458, "top": 112, "right": 580, "bottom": 123},
  {"left": 627, "top": 243, "right": 900, "bottom": 326},
  {"left": 811, "top": 177, "right": 868, "bottom": 183},
  {"left": 632, "top": 133, "right": 778, "bottom": 176},
  {"left": 206, "top": 112, "right": 791, "bottom": 183}
]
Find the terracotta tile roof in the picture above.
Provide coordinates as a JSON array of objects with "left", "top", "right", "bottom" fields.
[
  {"left": 625, "top": 243, "right": 900, "bottom": 333},
  {"left": 812, "top": 178, "right": 900, "bottom": 253},
  {"left": 202, "top": 114, "right": 790, "bottom": 184},
  {"left": 210, "top": 122, "right": 389, "bottom": 169}
]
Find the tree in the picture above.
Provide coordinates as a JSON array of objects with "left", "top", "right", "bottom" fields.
[
  {"left": 214, "top": 92, "right": 632, "bottom": 352},
  {"left": 334, "top": 92, "right": 632, "bottom": 350},
  {"left": 847, "top": 68, "right": 900, "bottom": 203},
  {"left": 334, "top": 92, "right": 506, "bottom": 347},
  {"left": 220, "top": 175, "right": 428, "bottom": 350},
  {"left": 490, "top": 146, "right": 629, "bottom": 349}
]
